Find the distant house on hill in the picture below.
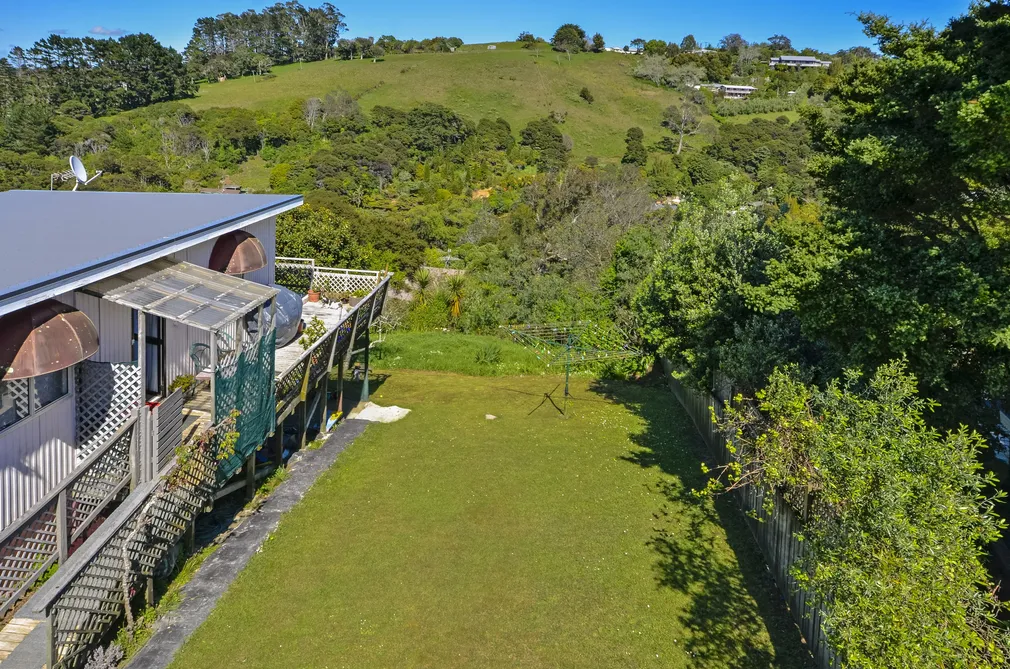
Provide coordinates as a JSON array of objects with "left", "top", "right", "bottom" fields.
[
  {"left": 697, "top": 83, "right": 757, "bottom": 99},
  {"left": 690, "top": 48, "right": 716, "bottom": 55},
  {"left": 487, "top": 45, "right": 496, "bottom": 50},
  {"left": 770, "top": 55, "right": 831, "bottom": 68}
]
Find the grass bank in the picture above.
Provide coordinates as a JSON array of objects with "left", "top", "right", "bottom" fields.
[
  {"left": 169, "top": 369, "right": 812, "bottom": 668},
  {"left": 190, "top": 42, "right": 682, "bottom": 160}
]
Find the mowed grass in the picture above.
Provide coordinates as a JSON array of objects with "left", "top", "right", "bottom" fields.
[
  {"left": 373, "top": 330, "right": 548, "bottom": 376},
  {"left": 169, "top": 369, "right": 812, "bottom": 668},
  {"left": 190, "top": 42, "right": 682, "bottom": 160}
]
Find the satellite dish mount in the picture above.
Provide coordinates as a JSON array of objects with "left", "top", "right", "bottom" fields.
[{"left": 51, "top": 156, "right": 103, "bottom": 191}]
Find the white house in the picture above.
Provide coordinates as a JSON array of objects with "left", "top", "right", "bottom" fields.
[
  {"left": 0, "top": 191, "right": 301, "bottom": 531},
  {"left": 770, "top": 55, "right": 831, "bottom": 68}
]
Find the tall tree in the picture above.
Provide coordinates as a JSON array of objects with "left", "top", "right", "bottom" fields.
[
  {"left": 551, "top": 23, "right": 587, "bottom": 56},
  {"left": 662, "top": 93, "right": 704, "bottom": 154},
  {"left": 679, "top": 34, "right": 699, "bottom": 51},
  {"left": 798, "top": 1, "right": 1010, "bottom": 425}
]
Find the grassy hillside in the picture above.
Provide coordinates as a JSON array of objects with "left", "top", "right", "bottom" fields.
[{"left": 191, "top": 42, "right": 683, "bottom": 160}]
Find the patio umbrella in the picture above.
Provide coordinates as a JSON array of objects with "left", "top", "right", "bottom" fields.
[
  {"left": 209, "top": 230, "right": 268, "bottom": 275},
  {"left": 0, "top": 299, "right": 99, "bottom": 380}
]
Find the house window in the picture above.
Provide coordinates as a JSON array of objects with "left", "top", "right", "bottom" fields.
[{"left": 0, "top": 369, "right": 70, "bottom": 435}]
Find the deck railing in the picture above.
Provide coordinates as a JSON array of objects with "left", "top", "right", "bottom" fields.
[
  {"left": 275, "top": 257, "right": 383, "bottom": 296},
  {"left": 29, "top": 276, "right": 390, "bottom": 667},
  {"left": 274, "top": 276, "right": 389, "bottom": 422},
  {"left": 0, "top": 416, "right": 138, "bottom": 618}
]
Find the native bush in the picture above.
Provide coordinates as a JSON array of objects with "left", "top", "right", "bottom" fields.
[{"left": 708, "top": 362, "right": 1010, "bottom": 668}]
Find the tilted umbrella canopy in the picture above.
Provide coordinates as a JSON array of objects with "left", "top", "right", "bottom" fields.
[
  {"left": 209, "top": 230, "right": 268, "bottom": 275},
  {"left": 0, "top": 300, "right": 99, "bottom": 380}
]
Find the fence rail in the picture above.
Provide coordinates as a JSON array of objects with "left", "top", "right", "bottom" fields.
[
  {"left": 275, "top": 257, "right": 383, "bottom": 296},
  {"left": 0, "top": 416, "right": 137, "bottom": 618},
  {"left": 662, "top": 361, "right": 840, "bottom": 669},
  {"left": 274, "top": 277, "right": 389, "bottom": 421},
  {"left": 36, "top": 420, "right": 228, "bottom": 669}
]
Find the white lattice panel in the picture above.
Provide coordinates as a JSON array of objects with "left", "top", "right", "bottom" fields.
[
  {"left": 76, "top": 362, "right": 141, "bottom": 462},
  {"left": 313, "top": 271, "right": 380, "bottom": 295}
]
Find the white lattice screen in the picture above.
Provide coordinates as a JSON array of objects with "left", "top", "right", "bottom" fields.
[
  {"left": 76, "top": 361, "right": 141, "bottom": 461},
  {"left": 313, "top": 270, "right": 380, "bottom": 295}
]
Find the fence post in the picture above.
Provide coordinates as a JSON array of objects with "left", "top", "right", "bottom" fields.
[
  {"left": 47, "top": 608, "right": 58, "bottom": 669},
  {"left": 243, "top": 453, "right": 256, "bottom": 501},
  {"left": 359, "top": 327, "right": 371, "bottom": 403},
  {"left": 56, "top": 490, "right": 68, "bottom": 563}
]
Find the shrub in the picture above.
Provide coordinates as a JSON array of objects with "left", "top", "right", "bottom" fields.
[
  {"left": 579, "top": 87, "right": 594, "bottom": 104},
  {"left": 168, "top": 374, "right": 196, "bottom": 394},
  {"left": 299, "top": 316, "right": 327, "bottom": 350},
  {"left": 474, "top": 343, "right": 503, "bottom": 367}
]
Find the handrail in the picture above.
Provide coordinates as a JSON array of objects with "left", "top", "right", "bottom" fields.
[
  {"left": 33, "top": 478, "right": 159, "bottom": 615},
  {"left": 0, "top": 414, "right": 137, "bottom": 618},
  {"left": 274, "top": 276, "right": 389, "bottom": 417},
  {"left": 0, "top": 414, "right": 137, "bottom": 547}
]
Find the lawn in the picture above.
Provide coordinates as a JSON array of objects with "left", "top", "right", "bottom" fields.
[
  {"left": 372, "top": 330, "right": 549, "bottom": 376},
  {"left": 168, "top": 369, "right": 812, "bottom": 668},
  {"left": 189, "top": 42, "right": 682, "bottom": 160}
]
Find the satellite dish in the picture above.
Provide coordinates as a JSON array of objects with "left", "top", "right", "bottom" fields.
[{"left": 68, "top": 156, "right": 103, "bottom": 191}]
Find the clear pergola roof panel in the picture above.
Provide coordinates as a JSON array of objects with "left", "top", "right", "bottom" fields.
[{"left": 86, "top": 258, "right": 278, "bottom": 332}]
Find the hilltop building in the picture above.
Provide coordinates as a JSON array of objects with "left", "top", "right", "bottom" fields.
[{"left": 770, "top": 55, "right": 831, "bottom": 68}]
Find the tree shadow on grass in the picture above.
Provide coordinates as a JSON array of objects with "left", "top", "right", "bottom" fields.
[{"left": 591, "top": 379, "right": 814, "bottom": 669}]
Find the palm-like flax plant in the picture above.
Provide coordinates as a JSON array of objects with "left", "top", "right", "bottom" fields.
[{"left": 446, "top": 274, "right": 466, "bottom": 321}]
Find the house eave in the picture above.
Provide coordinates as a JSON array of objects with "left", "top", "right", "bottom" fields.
[{"left": 0, "top": 196, "right": 301, "bottom": 319}]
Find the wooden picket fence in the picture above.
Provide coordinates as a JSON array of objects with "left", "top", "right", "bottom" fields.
[{"left": 661, "top": 360, "right": 841, "bottom": 669}]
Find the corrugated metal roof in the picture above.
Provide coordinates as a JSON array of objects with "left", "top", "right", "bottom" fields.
[{"left": 0, "top": 191, "right": 301, "bottom": 317}]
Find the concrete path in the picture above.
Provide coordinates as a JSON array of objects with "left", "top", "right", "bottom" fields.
[{"left": 125, "top": 419, "right": 370, "bottom": 669}]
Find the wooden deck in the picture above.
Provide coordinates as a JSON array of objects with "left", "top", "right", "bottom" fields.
[{"left": 274, "top": 300, "right": 351, "bottom": 377}]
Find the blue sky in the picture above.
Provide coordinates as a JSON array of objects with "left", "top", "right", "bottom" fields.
[{"left": 1, "top": 0, "right": 972, "bottom": 55}]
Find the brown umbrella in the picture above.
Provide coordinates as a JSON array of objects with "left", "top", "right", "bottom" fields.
[
  {"left": 209, "top": 230, "right": 268, "bottom": 275},
  {"left": 0, "top": 300, "right": 99, "bottom": 380}
]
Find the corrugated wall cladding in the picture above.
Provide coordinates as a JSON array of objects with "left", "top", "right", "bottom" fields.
[{"left": 0, "top": 393, "right": 76, "bottom": 530}]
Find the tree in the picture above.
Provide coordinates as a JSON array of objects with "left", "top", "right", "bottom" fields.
[
  {"left": 551, "top": 23, "right": 586, "bottom": 56},
  {"left": 405, "top": 103, "right": 473, "bottom": 152},
  {"left": 275, "top": 204, "right": 362, "bottom": 267},
  {"left": 517, "top": 31, "right": 535, "bottom": 46},
  {"left": 796, "top": 3, "right": 1010, "bottom": 426},
  {"left": 718, "top": 33, "right": 747, "bottom": 53},
  {"left": 767, "top": 34, "right": 792, "bottom": 52},
  {"left": 591, "top": 33, "right": 605, "bottom": 52},
  {"left": 520, "top": 117, "right": 570, "bottom": 171},
  {"left": 679, "top": 34, "right": 699, "bottom": 51},
  {"left": 643, "top": 39, "right": 666, "bottom": 56},
  {"left": 664, "top": 64, "right": 705, "bottom": 89},
  {"left": 632, "top": 54, "right": 668, "bottom": 85},
  {"left": 711, "top": 362, "right": 1010, "bottom": 668},
  {"left": 630, "top": 38, "right": 646, "bottom": 53},
  {"left": 621, "top": 127, "right": 646, "bottom": 166},
  {"left": 662, "top": 94, "right": 704, "bottom": 154}
]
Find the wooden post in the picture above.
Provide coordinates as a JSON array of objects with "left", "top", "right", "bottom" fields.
[
  {"left": 137, "top": 311, "right": 145, "bottom": 406},
  {"left": 184, "top": 520, "right": 195, "bottom": 555},
  {"left": 244, "top": 453, "right": 256, "bottom": 501},
  {"left": 56, "top": 490, "right": 68, "bottom": 563},
  {"left": 210, "top": 333, "right": 218, "bottom": 424},
  {"left": 318, "top": 375, "right": 329, "bottom": 434},
  {"left": 297, "top": 400, "right": 308, "bottom": 450},
  {"left": 335, "top": 356, "right": 345, "bottom": 423},
  {"left": 269, "top": 428, "right": 284, "bottom": 467},
  {"left": 145, "top": 576, "right": 155, "bottom": 607},
  {"left": 359, "top": 327, "right": 371, "bottom": 404},
  {"left": 47, "top": 608, "right": 58, "bottom": 669}
]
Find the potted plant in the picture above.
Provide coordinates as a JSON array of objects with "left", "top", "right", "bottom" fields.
[
  {"left": 307, "top": 278, "right": 322, "bottom": 302},
  {"left": 168, "top": 374, "right": 197, "bottom": 400},
  {"left": 348, "top": 288, "right": 369, "bottom": 307}
]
